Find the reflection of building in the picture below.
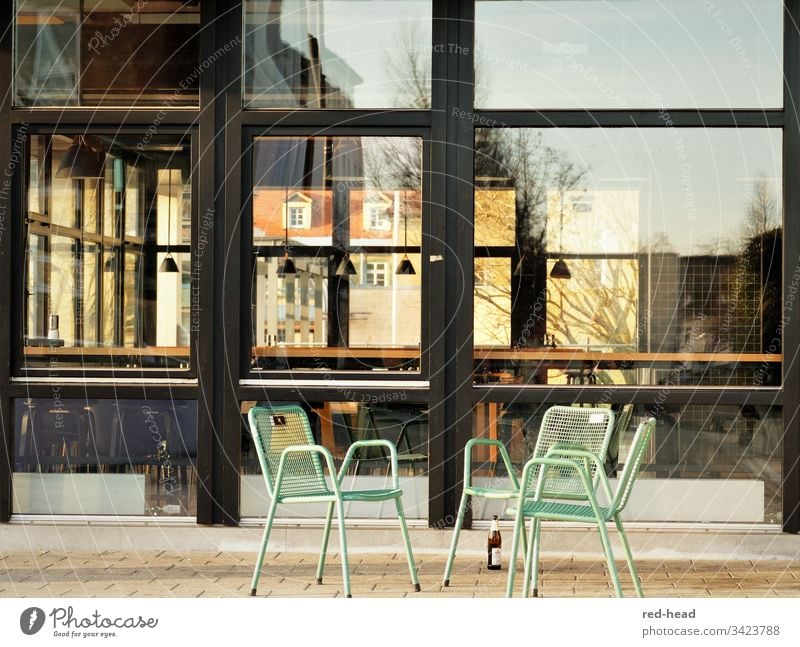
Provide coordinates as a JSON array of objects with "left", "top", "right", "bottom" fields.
[
  {"left": 251, "top": 179, "right": 422, "bottom": 350},
  {"left": 244, "top": 1, "right": 363, "bottom": 108}
]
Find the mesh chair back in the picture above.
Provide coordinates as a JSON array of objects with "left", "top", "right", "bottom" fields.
[
  {"left": 248, "top": 405, "right": 331, "bottom": 499},
  {"left": 612, "top": 417, "right": 656, "bottom": 512},
  {"left": 526, "top": 406, "right": 616, "bottom": 499}
]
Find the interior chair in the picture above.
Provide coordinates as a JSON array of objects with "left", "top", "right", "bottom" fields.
[
  {"left": 247, "top": 404, "right": 420, "bottom": 598},
  {"left": 605, "top": 403, "right": 634, "bottom": 476},
  {"left": 506, "top": 417, "right": 656, "bottom": 598},
  {"left": 365, "top": 405, "right": 428, "bottom": 475},
  {"left": 443, "top": 405, "right": 616, "bottom": 587}
]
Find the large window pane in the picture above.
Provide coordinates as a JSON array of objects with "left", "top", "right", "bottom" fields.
[
  {"left": 244, "top": 0, "right": 432, "bottom": 108},
  {"left": 13, "top": 399, "right": 198, "bottom": 517},
  {"left": 14, "top": 0, "right": 200, "bottom": 107},
  {"left": 250, "top": 136, "right": 422, "bottom": 372},
  {"left": 474, "top": 128, "right": 782, "bottom": 386},
  {"left": 241, "top": 401, "right": 428, "bottom": 519},
  {"left": 475, "top": 0, "right": 782, "bottom": 109},
  {"left": 470, "top": 403, "right": 780, "bottom": 524},
  {"left": 22, "top": 134, "right": 192, "bottom": 371}
]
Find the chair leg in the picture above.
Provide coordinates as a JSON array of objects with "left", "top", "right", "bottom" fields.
[
  {"left": 597, "top": 520, "right": 623, "bottom": 598},
  {"left": 250, "top": 496, "right": 279, "bottom": 596},
  {"left": 615, "top": 514, "right": 643, "bottom": 598},
  {"left": 335, "top": 498, "right": 352, "bottom": 598},
  {"left": 315, "top": 501, "right": 335, "bottom": 584},
  {"left": 530, "top": 517, "right": 542, "bottom": 597},
  {"left": 522, "top": 516, "right": 537, "bottom": 598},
  {"left": 442, "top": 491, "right": 469, "bottom": 587},
  {"left": 394, "top": 497, "right": 420, "bottom": 592},
  {"left": 505, "top": 506, "right": 527, "bottom": 598}
]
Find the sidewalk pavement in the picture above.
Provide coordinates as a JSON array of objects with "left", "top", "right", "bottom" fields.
[{"left": 2, "top": 550, "right": 799, "bottom": 598}]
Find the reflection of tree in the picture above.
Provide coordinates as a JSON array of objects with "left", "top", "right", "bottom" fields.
[
  {"left": 383, "top": 21, "right": 431, "bottom": 110},
  {"left": 475, "top": 129, "right": 593, "bottom": 350},
  {"left": 744, "top": 177, "right": 779, "bottom": 240},
  {"left": 728, "top": 178, "right": 781, "bottom": 366}
]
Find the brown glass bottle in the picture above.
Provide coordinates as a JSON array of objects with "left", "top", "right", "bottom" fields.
[{"left": 487, "top": 515, "right": 502, "bottom": 570}]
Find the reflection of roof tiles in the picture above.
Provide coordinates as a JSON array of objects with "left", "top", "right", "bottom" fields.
[{"left": 252, "top": 188, "right": 421, "bottom": 242}]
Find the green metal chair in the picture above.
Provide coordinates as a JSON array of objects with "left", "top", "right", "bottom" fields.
[
  {"left": 247, "top": 404, "right": 420, "bottom": 598},
  {"left": 443, "top": 405, "right": 616, "bottom": 587},
  {"left": 506, "top": 417, "right": 656, "bottom": 598}
]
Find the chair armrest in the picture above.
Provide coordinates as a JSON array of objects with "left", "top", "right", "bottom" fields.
[
  {"left": 339, "top": 440, "right": 399, "bottom": 489},
  {"left": 464, "top": 438, "right": 519, "bottom": 489},
  {"left": 542, "top": 447, "right": 614, "bottom": 503},
  {"left": 274, "top": 444, "right": 340, "bottom": 498}
]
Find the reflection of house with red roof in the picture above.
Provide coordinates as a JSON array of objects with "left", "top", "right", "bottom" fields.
[
  {"left": 252, "top": 187, "right": 422, "bottom": 349},
  {"left": 252, "top": 188, "right": 422, "bottom": 246}
]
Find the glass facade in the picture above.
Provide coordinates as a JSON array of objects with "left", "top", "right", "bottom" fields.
[
  {"left": 474, "top": 128, "right": 783, "bottom": 387},
  {"left": 471, "top": 403, "right": 781, "bottom": 523},
  {"left": 22, "top": 134, "right": 192, "bottom": 372},
  {"left": 475, "top": 0, "right": 782, "bottom": 109},
  {"left": 249, "top": 136, "right": 423, "bottom": 372},
  {"left": 244, "top": 0, "right": 432, "bottom": 108},
  {"left": 13, "top": 398, "right": 197, "bottom": 517},
  {"left": 14, "top": 0, "right": 201, "bottom": 107},
  {"left": 241, "top": 400, "right": 428, "bottom": 519},
  {"left": 0, "top": 2, "right": 795, "bottom": 532}
]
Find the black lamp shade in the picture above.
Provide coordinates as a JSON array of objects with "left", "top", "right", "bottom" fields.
[
  {"left": 159, "top": 254, "right": 180, "bottom": 273},
  {"left": 550, "top": 258, "right": 571, "bottom": 280},
  {"left": 103, "top": 255, "right": 115, "bottom": 273},
  {"left": 277, "top": 253, "right": 297, "bottom": 276},
  {"left": 335, "top": 255, "right": 357, "bottom": 276},
  {"left": 56, "top": 136, "right": 104, "bottom": 179},
  {"left": 395, "top": 255, "right": 416, "bottom": 275}
]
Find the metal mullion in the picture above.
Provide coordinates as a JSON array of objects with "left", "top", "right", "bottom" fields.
[
  {"left": 237, "top": 385, "right": 430, "bottom": 404},
  {"left": 473, "top": 386, "right": 783, "bottom": 408},
  {"left": 244, "top": 125, "right": 430, "bottom": 139},
  {"left": 418, "top": 135, "right": 433, "bottom": 384},
  {"left": 472, "top": 110, "right": 784, "bottom": 129},
  {"left": 0, "top": 0, "right": 12, "bottom": 522},
  {"left": 218, "top": 0, "right": 244, "bottom": 526},
  {"left": 7, "top": 383, "right": 199, "bottom": 401},
  {"left": 239, "top": 110, "right": 431, "bottom": 129},
  {"left": 436, "top": 0, "right": 476, "bottom": 530},
  {"left": 782, "top": 0, "right": 800, "bottom": 533},
  {"left": 425, "top": 0, "right": 450, "bottom": 530},
  {"left": 10, "top": 110, "right": 201, "bottom": 126}
]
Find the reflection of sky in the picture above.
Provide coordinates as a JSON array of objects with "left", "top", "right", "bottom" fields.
[
  {"left": 476, "top": 0, "right": 782, "bottom": 108},
  {"left": 272, "top": 0, "right": 432, "bottom": 107},
  {"left": 524, "top": 128, "right": 781, "bottom": 255}
]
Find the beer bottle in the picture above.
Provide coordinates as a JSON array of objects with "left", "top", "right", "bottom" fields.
[{"left": 487, "top": 515, "right": 502, "bottom": 570}]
